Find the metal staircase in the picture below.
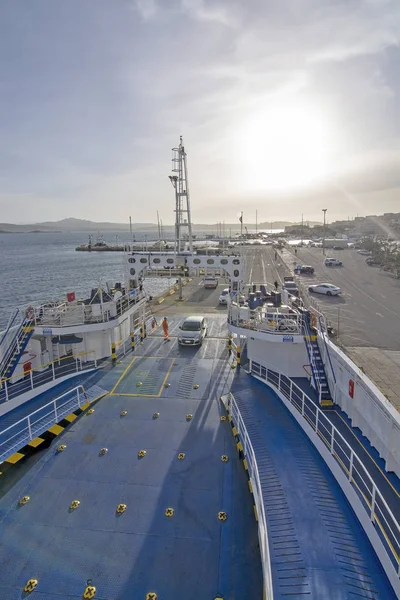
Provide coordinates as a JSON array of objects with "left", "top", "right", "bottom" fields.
[
  {"left": 0, "top": 317, "right": 34, "bottom": 381},
  {"left": 303, "top": 315, "right": 332, "bottom": 406}
]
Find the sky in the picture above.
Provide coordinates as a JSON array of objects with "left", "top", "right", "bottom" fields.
[{"left": 1, "top": 0, "right": 400, "bottom": 225}]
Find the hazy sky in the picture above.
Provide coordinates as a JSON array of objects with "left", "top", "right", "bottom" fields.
[{"left": 1, "top": 0, "right": 400, "bottom": 225}]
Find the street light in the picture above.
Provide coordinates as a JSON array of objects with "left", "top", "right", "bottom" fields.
[{"left": 322, "top": 208, "right": 327, "bottom": 256}]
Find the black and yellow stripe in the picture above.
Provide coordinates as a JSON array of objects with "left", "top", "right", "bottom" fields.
[
  {"left": 223, "top": 403, "right": 257, "bottom": 521},
  {"left": 2, "top": 395, "right": 104, "bottom": 470}
]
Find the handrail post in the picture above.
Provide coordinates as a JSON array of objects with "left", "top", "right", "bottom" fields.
[
  {"left": 52, "top": 360, "right": 55, "bottom": 380},
  {"left": 27, "top": 415, "right": 32, "bottom": 440},
  {"left": 75, "top": 357, "right": 79, "bottom": 373},
  {"left": 330, "top": 427, "right": 335, "bottom": 454},
  {"left": 349, "top": 451, "right": 354, "bottom": 482},
  {"left": 315, "top": 409, "right": 319, "bottom": 432},
  {"left": 370, "top": 486, "right": 376, "bottom": 523},
  {"left": 77, "top": 387, "right": 81, "bottom": 407},
  {"left": 54, "top": 398, "right": 58, "bottom": 422},
  {"left": 30, "top": 369, "right": 34, "bottom": 390},
  {"left": 301, "top": 392, "right": 305, "bottom": 416},
  {"left": 4, "top": 380, "right": 8, "bottom": 402}
]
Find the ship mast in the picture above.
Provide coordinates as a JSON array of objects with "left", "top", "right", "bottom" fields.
[{"left": 168, "top": 136, "right": 193, "bottom": 253}]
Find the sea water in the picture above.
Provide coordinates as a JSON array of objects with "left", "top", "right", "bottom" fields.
[{"left": 0, "top": 231, "right": 174, "bottom": 329}]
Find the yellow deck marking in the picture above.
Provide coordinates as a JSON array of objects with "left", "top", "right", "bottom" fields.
[
  {"left": 28, "top": 437, "right": 45, "bottom": 448},
  {"left": 326, "top": 410, "right": 400, "bottom": 499},
  {"left": 5, "top": 452, "right": 25, "bottom": 464},
  {"left": 48, "top": 424, "right": 64, "bottom": 435},
  {"left": 64, "top": 413, "right": 77, "bottom": 423},
  {"left": 110, "top": 356, "right": 137, "bottom": 394}
]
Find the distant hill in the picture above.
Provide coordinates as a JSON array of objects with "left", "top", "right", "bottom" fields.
[{"left": 0, "top": 217, "right": 322, "bottom": 233}]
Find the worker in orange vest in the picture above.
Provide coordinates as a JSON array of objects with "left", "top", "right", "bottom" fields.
[{"left": 162, "top": 317, "right": 169, "bottom": 341}]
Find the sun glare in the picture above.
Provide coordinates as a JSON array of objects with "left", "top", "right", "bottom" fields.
[{"left": 238, "top": 103, "right": 331, "bottom": 192}]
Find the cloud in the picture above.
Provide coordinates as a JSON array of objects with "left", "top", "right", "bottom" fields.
[{"left": 130, "top": 0, "right": 158, "bottom": 20}]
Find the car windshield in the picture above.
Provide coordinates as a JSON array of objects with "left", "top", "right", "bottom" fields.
[{"left": 181, "top": 321, "right": 201, "bottom": 331}]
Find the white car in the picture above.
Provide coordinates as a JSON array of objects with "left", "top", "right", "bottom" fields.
[
  {"left": 219, "top": 288, "right": 230, "bottom": 305},
  {"left": 325, "top": 258, "right": 343, "bottom": 267},
  {"left": 358, "top": 249, "right": 372, "bottom": 256},
  {"left": 203, "top": 276, "right": 218, "bottom": 289},
  {"left": 178, "top": 316, "right": 207, "bottom": 346},
  {"left": 308, "top": 283, "right": 341, "bottom": 296}
]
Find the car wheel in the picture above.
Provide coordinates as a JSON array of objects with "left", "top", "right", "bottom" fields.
[
  {"left": 308, "top": 287, "right": 314, "bottom": 292},
  {"left": 326, "top": 291, "right": 332, "bottom": 296}
]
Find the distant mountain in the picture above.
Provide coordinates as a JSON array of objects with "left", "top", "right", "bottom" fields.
[{"left": 0, "top": 217, "right": 321, "bottom": 234}]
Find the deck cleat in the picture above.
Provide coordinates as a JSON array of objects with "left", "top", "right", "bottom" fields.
[
  {"left": 99, "top": 448, "right": 108, "bottom": 456},
  {"left": 220, "top": 416, "right": 227, "bottom": 422},
  {"left": 153, "top": 412, "right": 160, "bottom": 419},
  {"left": 218, "top": 511, "right": 228, "bottom": 521},
  {"left": 136, "top": 381, "right": 143, "bottom": 387},
  {"left": 146, "top": 594, "right": 157, "bottom": 600},
  {"left": 120, "top": 410, "right": 127, "bottom": 417},
  {"left": 186, "top": 414, "right": 193, "bottom": 421},
  {"left": 83, "top": 584, "right": 96, "bottom": 599},
  {"left": 116, "top": 503, "right": 127, "bottom": 514},
  {"left": 87, "top": 408, "right": 95, "bottom": 415},
  {"left": 57, "top": 444, "right": 67, "bottom": 453},
  {"left": 23, "top": 579, "right": 38, "bottom": 593},
  {"left": 165, "top": 507, "right": 174, "bottom": 517},
  {"left": 221, "top": 455, "right": 229, "bottom": 462},
  {"left": 177, "top": 452, "right": 186, "bottom": 460},
  {"left": 164, "top": 383, "right": 171, "bottom": 388},
  {"left": 69, "top": 500, "right": 80, "bottom": 510},
  {"left": 193, "top": 384, "right": 199, "bottom": 389},
  {"left": 138, "top": 449, "right": 147, "bottom": 458},
  {"left": 19, "top": 495, "right": 30, "bottom": 506}
]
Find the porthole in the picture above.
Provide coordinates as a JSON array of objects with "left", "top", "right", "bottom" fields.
[
  {"left": 128, "top": 257, "right": 136, "bottom": 263},
  {"left": 207, "top": 259, "right": 215, "bottom": 265},
  {"left": 233, "top": 269, "right": 239, "bottom": 277},
  {"left": 140, "top": 258, "right": 148, "bottom": 264},
  {"left": 153, "top": 258, "right": 161, "bottom": 264},
  {"left": 233, "top": 259, "right": 240, "bottom": 265},
  {"left": 130, "top": 268, "right": 136, "bottom": 275},
  {"left": 166, "top": 258, "right": 174, "bottom": 264},
  {"left": 220, "top": 259, "right": 228, "bottom": 265},
  {"left": 193, "top": 258, "right": 201, "bottom": 264}
]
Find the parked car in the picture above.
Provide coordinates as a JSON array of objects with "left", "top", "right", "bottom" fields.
[
  {"left": 308, "top": 283, "right": 341, "bottom": 296},
  {"left": 366, "top": 257, "right": 381, "bottom": 266},
  {"left": 295, "top": 265, "right": 315, "bottom": 275},
  {"left": 324, "top": 258, "right": 343, "bottom": 267},
  {"left": 358, "top": 249, "right": 372, "bottom": 256},
  {"left": 219, "top": 288, "right": 230, "bottom": 305},
  {"left": 178, "top": 316, "right": 207, "bottom": 346},
  {"left": 332, "top": 245, "right": 345, "bottom": 250},
  {"left": 203, "top": 276, "right": 218, "bottom": 289}
]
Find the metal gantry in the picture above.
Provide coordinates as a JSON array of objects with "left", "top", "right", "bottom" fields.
[{"left": 169, "top": 136, "right": 193, "bottom": 254}]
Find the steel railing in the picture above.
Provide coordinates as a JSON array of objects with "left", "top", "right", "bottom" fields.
[
  {"left": 250, "top": 359, "right": 400, "bottom": 578},
  {"left": 220, "top": 391, "right": 274, "bottom": 600},
  {"left": 0, "top": 351, "right": 97, "bottom": 403},
  {"left": 0, "top": 385, "right": 87, "bottom": 463}
]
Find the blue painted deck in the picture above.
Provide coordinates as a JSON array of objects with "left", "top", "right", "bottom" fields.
[
  {"left": 231, "top": 371, "right": 397, "bottom": 599},
  {"left": 292, "top": 376, "right": 400, "bottom": 522},
  {"left": 0, "top": 319, "right": 262, "bottom": 600}
]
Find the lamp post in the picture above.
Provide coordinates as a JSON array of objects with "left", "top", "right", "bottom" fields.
[{"left": 322, "top": 209, "right": 327, "bottom": 256}]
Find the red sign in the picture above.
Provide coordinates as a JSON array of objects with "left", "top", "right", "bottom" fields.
[
  {"left": 67, "top": 292, "right": 76, "bottom": 302},
  {"left": 349, "top": 379, "right": 354, "bottom": 398}
]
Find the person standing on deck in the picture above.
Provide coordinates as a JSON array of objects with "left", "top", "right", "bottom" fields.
[{"left": 162, "top": 317, "right": 169, "bottom": 341}]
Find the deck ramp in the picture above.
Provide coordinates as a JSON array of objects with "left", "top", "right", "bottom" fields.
[
  {"left": 231, "top": 372, "right": 397, "bottom": 600},
  {"left": 0, "top": 327, "right": 262, "bottom": 599}
]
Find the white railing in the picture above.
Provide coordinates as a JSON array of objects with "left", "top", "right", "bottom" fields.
[
  {"left": 31, "top": 288, "right": 146, "bottom": 327},
  {"left": 220, "top": 392, "right": 274, "bottom": 600},
  {"left": 228, "top": 304, "right": 303, "bottom": 335},
  {"left": 250, "top": 359, "right": 400, "bottom": 578},
  {"left": 0, "top": 352, "right": 97, "bottom": 403},
  {"left": 0, "top": 385, "right": 87, "bottom": 463}
]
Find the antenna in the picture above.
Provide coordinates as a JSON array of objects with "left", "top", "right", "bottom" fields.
[{"left": 169, "top": 135, "right": 193, "bottom": 253}]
